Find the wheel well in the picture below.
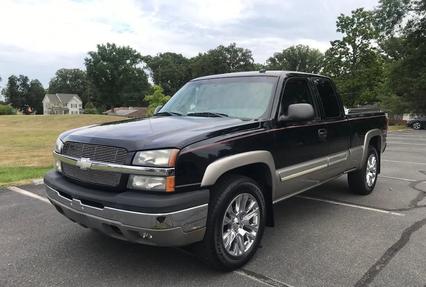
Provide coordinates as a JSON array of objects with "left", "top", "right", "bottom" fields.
[
  {"left": 369, "top": 135, "right": 381, "bottom": 173},
  {"left": 216, "top": 163, "right": 274, "bottom": 227}
]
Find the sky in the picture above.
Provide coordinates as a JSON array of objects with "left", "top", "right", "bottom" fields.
[{"left": 0, "top": 0, "right": 379, "bottom": 93}]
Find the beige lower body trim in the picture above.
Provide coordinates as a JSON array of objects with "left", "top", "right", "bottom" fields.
[{"left": 278, "top": 148, "right": 362, "bottom": 182}]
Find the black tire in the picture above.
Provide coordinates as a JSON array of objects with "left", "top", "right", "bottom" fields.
[
  {"left": 196, "top": 174, "right": 266, "bottom": 271},
  {"left": 412, "top": 121, "right": 422, "bottom": 130},
  {"left": 348, "top": 146, "right": 379, "bottom": 195}
]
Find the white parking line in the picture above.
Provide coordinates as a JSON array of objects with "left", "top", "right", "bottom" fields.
[
  {"left": 178, "top": 248, "right": 293, "bottom": 287},
  {"left": 382, "top": 159, "right": 426, "bottom": 165},
  {"left": 234, "top": 269, "right": 294, "bottom": 287},
  {"left": 8, "top": 186, "right": 50, "bottom": 204},
  {"left": 387, "top": 141, "right": 426, "bottom": 146},
  {"left": 296, "top": 196, "right": 405, "bottom": 216},
  {"left": 388, "top": 136, "right": 426, "bottom": 141},
  {"left": 379, "top": 175, "right": 417, "bottom": 182}
]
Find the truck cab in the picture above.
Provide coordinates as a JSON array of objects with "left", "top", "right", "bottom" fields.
[{"left": 45, "top": 71, "right": 387, "bottom": 270}]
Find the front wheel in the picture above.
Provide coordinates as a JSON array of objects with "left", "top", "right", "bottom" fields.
[
  {"left": 348, "top": 146, "right": 379, "bottom": 195},
  {"left": 198, "top": 175, "right": 266, "bottom": 271}
]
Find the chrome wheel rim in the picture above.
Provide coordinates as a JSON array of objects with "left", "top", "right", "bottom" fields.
[
  {"left": 413, "top": 122, "right": 421, "bottom": 130},
  {"left": 222, "top": 193, "right": 260, "bottom": 257},
  {"left": 366, "top": 153, "right": 377, "bottom": 187}
]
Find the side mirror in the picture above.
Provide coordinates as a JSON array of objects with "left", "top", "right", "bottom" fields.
[
  {"left": 153, "top": 105, "right": 163, "bottom": 114},
  {"left": 279, "top": 103, "right": 315, "bottom": 122}
]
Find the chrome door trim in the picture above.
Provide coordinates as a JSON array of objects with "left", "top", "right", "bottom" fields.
[{"left": 277, "top": 150, "right": 350, "bottom": 182}]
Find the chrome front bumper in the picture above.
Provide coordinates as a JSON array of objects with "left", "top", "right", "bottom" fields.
[{"left": 46, "top": 185, "right": 208, "bottom": 246}]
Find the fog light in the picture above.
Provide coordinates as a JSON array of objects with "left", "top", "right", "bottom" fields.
[{"left": 54, "top": 159, "right": 62, "bottom": 173}]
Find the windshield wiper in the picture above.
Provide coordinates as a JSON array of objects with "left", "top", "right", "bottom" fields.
[
  {"left": 155, "top": 111, "right": 183, "bottom": 116},
  {"left": 187, "top": 112, "right": 229, "bottom": 118}
]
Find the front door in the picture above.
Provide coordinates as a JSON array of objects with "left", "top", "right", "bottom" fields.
[{"left": 273, "top": 77, "right": 330, "bottom": 201}]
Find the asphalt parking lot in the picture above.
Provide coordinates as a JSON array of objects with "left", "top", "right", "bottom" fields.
[{"left": 1, "top": 129, "right": 425, "bottom": 287}]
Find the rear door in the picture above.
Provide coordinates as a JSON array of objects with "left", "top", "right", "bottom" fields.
[{"left": 310, "top": 77, "right": 352, "bottom": 176}]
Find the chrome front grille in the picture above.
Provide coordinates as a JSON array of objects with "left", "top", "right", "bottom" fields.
[
  {"left": 62, "top": 163, "right": 122, "bottom": 187},
  {"left": 61, "top": 142, "right": 128, "bottom": 187},
  {"left": 62, "top": 142, "right": 128, "bottom": 164}
]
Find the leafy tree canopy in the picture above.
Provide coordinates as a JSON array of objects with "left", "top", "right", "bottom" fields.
[
  {"left": 266, "top": 44, "right": 324, "bottom": 74},
  {"left": 85, "top": 43, "right": 150, "bottom": 109},
  {"left": 378, "top": 0, "right": 426, "bottom": 113},
  {"left": 48, "top": 69, "right": 92, "bottom": 104},
  {"left": 324, "top": 8, "right": 384, "bottom": 106},
  {"left": 1, "top": 75, "right": 45, "bottom": 113},
  {"left": 144, "top": 52, "right": 192, "bottom": 96},
  {"left": 190, "top": 43, "right": 255, "bottom": 77}
]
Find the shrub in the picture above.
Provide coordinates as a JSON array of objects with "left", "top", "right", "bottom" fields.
[
  {"left": 0, "top": 104, "right": 16, "bottom": 115},
  {"left": 145, "top": 85, "right": 170, "bottom": 116},
  {"left": 84, "top": 102, "right": 97, "bottom": 114}
]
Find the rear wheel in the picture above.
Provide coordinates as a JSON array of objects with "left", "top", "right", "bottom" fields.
[
  {"left": 197, "top": 175, "right": 266, "bottom": 271},
  {"left": 412, "top": 121, "right": 422, "bottom": 130},
  {"left": 348, "top": 146, "right": 379, "bottom": 195}
]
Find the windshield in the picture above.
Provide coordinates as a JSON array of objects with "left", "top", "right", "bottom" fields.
[{"left": 159, "top": 76, "right": 277, "bottom": 120}]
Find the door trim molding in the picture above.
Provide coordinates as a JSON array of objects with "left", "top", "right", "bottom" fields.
[{"left": 277, "top": 150, "right": 351, "bottom": 182}]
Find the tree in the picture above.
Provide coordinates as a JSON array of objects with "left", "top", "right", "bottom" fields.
[
  {"left": 28, "top": 79, "right": 45, "bottom": 113},
  {"left": 145, "top": 85, "right": 170, "bottom": 116},
  {"left": 0, "top": 104, "right": 16, "bottom": 115},
  {"left": 266, "top": 45, "right": 324, "bottom": 73},
  {"left": 2, "top": 75, "right": 45, "bottom": 113},
  {"left": 376, "top": 0, "right": 426, "bottom": 114},
  {"left": 323, "top": 8, "right": 384, "bottom": 106},
  {"left": 144, "top": 53, "right": 192, "bottom": 96},
  {"left": 85, "top": 43, "right": 150, "bottom": 110},
  {"left": 84, "top": 102, "right": 97, "bottom": 114},
  {"left": 48, "top": 69, "right": 91, "bottom": 104},
  {"left": 2, "top": 75, "right": 20, "bottom": 108},
  {"left": 190, "top": 43, "right": 255, "bottom": 77}
]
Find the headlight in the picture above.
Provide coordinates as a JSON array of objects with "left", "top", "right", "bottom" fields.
[
  {"left": 54, "top": 137, "right": 64, "bottom": 153},
  {"left": 128, "top": 175, "right": 175, "bottom": 192},
  {"left": 133, "top": 149, "right": 179, "bottom": 167}
]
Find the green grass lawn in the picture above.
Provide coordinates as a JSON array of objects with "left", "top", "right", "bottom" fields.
[
  {"left": 388, "top": 125, "right": 407, "bottom": 131},
  {"left": 0, "top": 114, "right": 125, "bottom": 186},
  {"left": 0, "top": 166, "right": 51, "bottom": 186}
]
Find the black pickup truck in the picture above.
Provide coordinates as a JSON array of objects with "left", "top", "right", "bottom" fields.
[{"left": 44, "top": 71, "right": 387, "bottom": 270}]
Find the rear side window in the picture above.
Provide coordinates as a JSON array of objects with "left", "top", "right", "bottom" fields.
[
  {"left": 281, "top": 78, "right": 314, "bottom": 116},
  {"left": 313, "top": 78, "right": 341, "bottom": 118}
]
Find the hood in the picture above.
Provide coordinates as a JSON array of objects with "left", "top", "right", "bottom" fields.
[{"left": 61, "top": 116, "right": 261, "bottom": 151}]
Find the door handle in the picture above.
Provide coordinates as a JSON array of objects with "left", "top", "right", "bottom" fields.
[{"left": 318, "top": 128, "right": 327, "bottom": 138}]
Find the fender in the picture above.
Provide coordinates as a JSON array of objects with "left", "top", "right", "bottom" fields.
[
  {"left": 200, "top": 150, "right": 277, "bottom": 195},
  {"left": 360, "top": 129, "right": 383, "bottom": 169}
]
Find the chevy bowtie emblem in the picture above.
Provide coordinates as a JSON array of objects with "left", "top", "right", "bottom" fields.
[{"left": 76, "top": 157, "right": 92, "bottom": 170}]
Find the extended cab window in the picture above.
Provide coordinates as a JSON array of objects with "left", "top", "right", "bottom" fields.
[
  {"left": 280, "top": 78, "right": 314, "bottom": 116},
  {"left": 313, "top": 78, "right": 341, "bottom": 118}
]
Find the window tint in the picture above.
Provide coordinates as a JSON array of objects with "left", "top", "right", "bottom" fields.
[
  {"left": 313, "top": 78, "right": 341, "bottom": 118},
  {"left": 281, "top": 78, "right": 314, "bottom": 116},
  {"left": 161, "top": 77, "right": 277, "bottom": 120}
]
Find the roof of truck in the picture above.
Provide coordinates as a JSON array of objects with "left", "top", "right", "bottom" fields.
[{"left": 191, "top": 70, "right": 327, "bottom": 81}]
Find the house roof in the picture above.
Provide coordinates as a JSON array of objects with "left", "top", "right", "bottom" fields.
[{"left": 44, "top": 93, "right": 82, "bottom": 105}]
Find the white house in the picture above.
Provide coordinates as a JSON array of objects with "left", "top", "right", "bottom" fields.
[{"left": 43, "top": 94, "right": 83, "bottom": 115}]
